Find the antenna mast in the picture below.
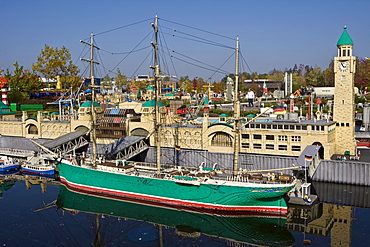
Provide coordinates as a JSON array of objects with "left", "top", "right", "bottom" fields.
[
  {"left": 81, "top": 33, "right": 100, "bottom": 166},
  {"left": 233, "top": 37, "right": 240, "bottom": 176},
  {"left": 151, "top": 15, "right": 162, "bottom": 173}
]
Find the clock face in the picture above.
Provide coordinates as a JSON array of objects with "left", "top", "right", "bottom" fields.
[{"left": 339, "top": 61, "right": 349, "bottom": 72}]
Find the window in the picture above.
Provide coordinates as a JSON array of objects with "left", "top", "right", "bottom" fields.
[
  {"left": 302, "top": 126, "right": 307, "bottom": 130},
  {"left": 290, "top": 125, "right": 295, "bottom": 130},
  {"left": 346, "top": 123, "right": 349, "bottom": 127},
  {"left": 211, "top": 132, "right": 232, "bottom": 147},
  {"left": 296, "top": 125, "right": 301, "bottom": 130},
  {"left": 278, "top": 145, "right": 288, "bottom": 151},
  {"left": 241, "top": 134, "right": 249, "bottom": 139},
  {"left": 266, "top": 135, "right": 274, "bottom": 140},
  {"left": 291, "top": 136, "right": 301, "bottom": 142},
  {"left": 278, "top": 125, "right": 283, "bottom": 129},
  {"left": 261, "top": 124, "right": 266, "bottom": 129},
  {"left": 255, "top": 124, "right": 260, "bottom": 128},
  {"left": 253, "top": 143, "right": 262, "bottom": 149},
  {"left": 278, "top": 135, "right": 287, "bottom": 141},
  {"left": 241, "top": 143, "right": 249, "bottom": 148},
  {"left": 273, "top": 125, "right": 278, "bottom": 129},
  {"left": 266, "top": 124, "right": 271, "bottom": 129},
  {"left": 253, "top": 134, "right": 262, "bottom": 140},
  {"left": 292, "top": 145, "right": 301, "bottom": 151},
  {"left": 28, "top": 125, "right": 38, "bottom": 134},
  {"left": 266, "top": 144, "right": 274, "bottom": 150},
  {"left": 284, "top": 125, "right": 289, "bottom": 130}
]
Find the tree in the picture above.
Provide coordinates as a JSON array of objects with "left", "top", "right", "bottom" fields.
[
  {"left": 305, "top": 65, "right": 324, "bottom": 86},
  {"left": 355, "top": 58, "right": 370, "bottom": 89},
  {"left": 323, "top": 61, "right": 334, "bottom": 86},
  {"left": 267, "top": 69, "right": 284, "bottom": 82},
  {"left": 114, "top": 68, "right": 128, "bottom": 91},
  {"left": 179, "top": 76, "right": 191, "bottom": 92},
  {"left": 32, "top": 45, "right": 79, "bottom": 89},
  {"left": 4, "top": 62, "right": 43, "bottom": 102}
]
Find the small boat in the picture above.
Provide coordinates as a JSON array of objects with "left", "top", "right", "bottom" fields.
[
  {"left": 0, "top": 156, "right": 20, "bottom": 172},
  {"left": 21, "top": 155, "right": 55, "bottom": 176}
]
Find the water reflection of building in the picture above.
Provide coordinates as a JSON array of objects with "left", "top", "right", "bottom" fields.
[{"left": 287, "top": 204, "right": 352, "bottom": 246}]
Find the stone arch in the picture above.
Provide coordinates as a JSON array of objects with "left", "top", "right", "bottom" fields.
[
  {"left": 27, "top": 124, "right": 38, "bottom": 135},
  {"left": 74, "top": 125, "right": 89, "bottom": 132},
  {"left": 211, "top": 132, "right": 233, "bottom": 147},
  {"left": 131, "top": 128, "right": 149, "bottom": 137}
]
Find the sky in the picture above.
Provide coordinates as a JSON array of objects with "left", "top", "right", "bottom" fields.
[{"left": 1, "top": 0, "right": 370, "bottom": 82}]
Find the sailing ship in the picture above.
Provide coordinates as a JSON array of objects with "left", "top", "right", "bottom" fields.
[
  {"left": 56, "top": 16, "right": 297, "bottom": 215},
  {"left": 57, "top": 185, "right": 295, "bottom": 246}
]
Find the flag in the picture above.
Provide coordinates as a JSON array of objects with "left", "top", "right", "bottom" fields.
[
  {"left": 304, "top": 155, "right": 313, "bottom": 162},
  {"left": 273, "top": 105, "right": 286, "bottom": 115},
  {"left": 175, "top": 145, "right": 181, "bottom": 151},
  {"left": 263, "top": 81, "right": 268, "bottom": 93}
]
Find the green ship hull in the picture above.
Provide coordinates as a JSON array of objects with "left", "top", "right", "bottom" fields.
[
  {"left": 57, "top": 185, "right": 295, "bottom": 246},
  {"left": 58, "top": 160, "right": 294, "bottom": 215}
]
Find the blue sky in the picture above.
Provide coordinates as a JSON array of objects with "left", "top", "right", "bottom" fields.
[{"left": 1, "top": 0, "right": 370, "bottom": 81}]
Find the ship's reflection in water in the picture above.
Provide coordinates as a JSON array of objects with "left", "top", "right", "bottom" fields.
[
  {"left": 56, "top": 185, "right": 295, "bottom": 247},
  {"left": 2, "top": 174, "right": 370, "bottom": 246}
]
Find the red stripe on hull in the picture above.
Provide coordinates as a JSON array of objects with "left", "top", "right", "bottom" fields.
[{"left": 60, "top": 177, "right": 288, "bottom": 216}]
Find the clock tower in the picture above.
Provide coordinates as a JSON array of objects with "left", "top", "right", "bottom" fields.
[{"left": 333, "top": 26, "right": 356, "bottom": 155}]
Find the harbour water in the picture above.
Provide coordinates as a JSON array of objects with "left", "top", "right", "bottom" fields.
[{"left": 1, "top": 173, "right": 370, "bottom": 247}]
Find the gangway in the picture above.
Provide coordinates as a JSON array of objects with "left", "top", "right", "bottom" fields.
[
  {"left": 40, "top": 129, "right": 89, "bottom": 154},
  {"left": 97, "top": 136, "right": 149, "bottom": 161}
]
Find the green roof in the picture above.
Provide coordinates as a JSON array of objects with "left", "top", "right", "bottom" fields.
[
  {"left": 337, "top": 26, "right": 354, "bottom": 46},
  {"left": 0, "top": 102, "right": 8, "bottom": 109},
  {"left": 142, "top": 100, "right": 165, "bottom": 107},
  {"left": 208, "top": 122, "right": 233, "bottom": 128},
  {"left": 80, "top": 101, "right": 101, "bottom": 108},
  {"left": 146, "top": 85, "right": 155, "bottom": 91},
  {"left": 0, "top": 102, "right": 15, "bottom": 115},
  {"left": 219, "top": 114, "right": 229, "bottom": 117}
]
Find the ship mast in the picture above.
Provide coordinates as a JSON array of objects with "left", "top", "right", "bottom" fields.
[
  {"left": 151, "top": 15, "right": 162, "bottom": 172},
  {"left": 232, "top": 37, "right": 240, "bottom": 176},
  {"left": 81, "top": 33, "right": 100, "bottom": 166}
]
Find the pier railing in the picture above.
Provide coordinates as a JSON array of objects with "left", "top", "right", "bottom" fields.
[{"left": 0, "top": 148, "right": 35, "bottom": 157}]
